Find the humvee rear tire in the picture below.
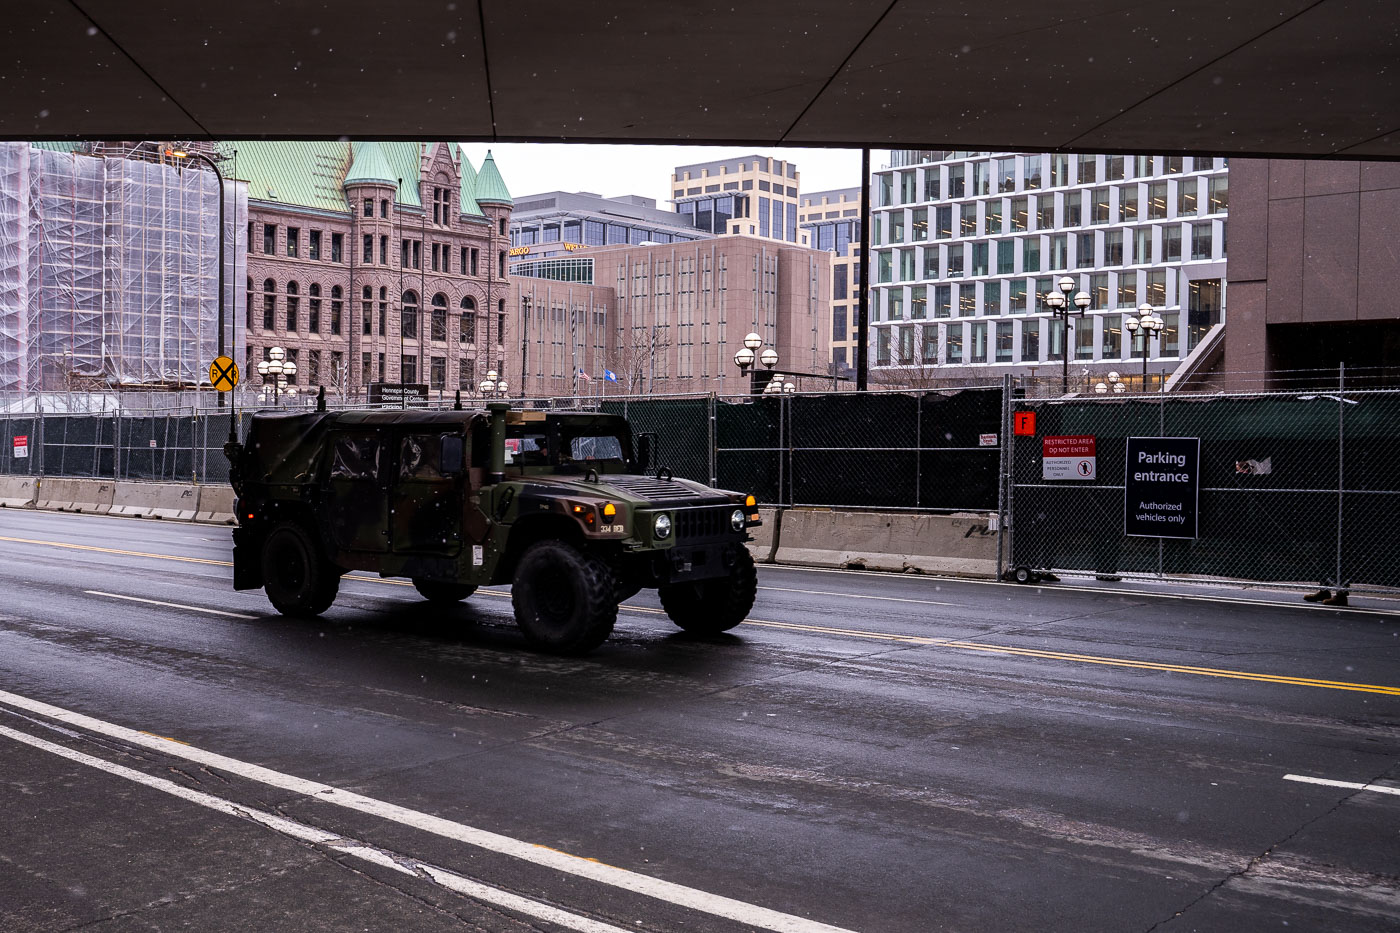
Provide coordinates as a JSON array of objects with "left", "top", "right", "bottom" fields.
[
  {"left": 263, "top": 523, "right": 339, "bottom": 617},
  {"left": 659, "top": 547, "right": 757, "bottom": 635},
  {"left": 512, "top": 541, "right": 617, "bottom": 655},
  {"left": 412, "top": 579, "right": 478, "bottom": 604}
]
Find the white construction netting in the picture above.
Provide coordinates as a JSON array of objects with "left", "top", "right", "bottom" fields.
[{"left": 0, "top": 143, "right": 246, "bottom": 396}]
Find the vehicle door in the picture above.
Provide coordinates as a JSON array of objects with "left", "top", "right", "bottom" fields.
[
  {"left": 323, "top": 432, "right": 390, "bottom": 553},
  {"left": 390, "top": 431, "right": 464, "bottom": 558}
]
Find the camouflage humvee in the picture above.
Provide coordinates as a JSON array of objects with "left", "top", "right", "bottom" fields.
[{"left": 225, "top": 401, "right": 760, "bottom": 654}]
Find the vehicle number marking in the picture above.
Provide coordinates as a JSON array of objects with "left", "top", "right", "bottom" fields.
[{"left": 472, "top": 545, "right": 484, "bottom": 565}]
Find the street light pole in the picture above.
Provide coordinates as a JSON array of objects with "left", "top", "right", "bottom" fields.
[
  {"left": 1124, "top": 303, "right": 1163, "bottom": 391},
  {"left": 168, "top": 147, "right": 228, "bottom": 407},
  {"left": 1043, "top": 275, "right": 1091, "bottom": 394}
]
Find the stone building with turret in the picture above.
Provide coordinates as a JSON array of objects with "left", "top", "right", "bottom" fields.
[{"left": 231, "top": 140, "right": 513, "bottom": 403}]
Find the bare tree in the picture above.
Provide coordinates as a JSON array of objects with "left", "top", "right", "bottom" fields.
[{"left": 605, "top": 325, "right": 673, "bottom": 395}]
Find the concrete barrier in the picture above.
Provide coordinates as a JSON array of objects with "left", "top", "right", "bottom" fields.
[
  {"left": 773, "top": 508, "right": 998, "bottom": 578},
  {"left": 0, "top": 475, "right": 37, "bottom": 508},
  {"left": 34, "top": 477, "right": 115, "bottom": 514},
  {"left": 194, "top": 485, "right": 237, "bottom": 524},
  {"left": 110, "top": 482, "right": 200, "bottom": 520},
  {"left": 744, "top": 507, "right": 777, "bottom": 562}
]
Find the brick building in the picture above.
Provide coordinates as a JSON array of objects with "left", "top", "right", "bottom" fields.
[{"left": 232, "top": 141, "right": 513, "bottom": 402}]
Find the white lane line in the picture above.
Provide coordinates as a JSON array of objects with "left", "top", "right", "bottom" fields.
[
  {"left": 84, "top": 591, "right": 257, "bottom": 619},
  {"left": 758, "top": 585, "right": 956, "bottom": 607},
  {"left": 0, "top": 722, "right": 631, "bottom": 933},
  {"left": 0, "top": 689, "right": 858, "bottom": 933},
  {"left": 1284, "top": 774, "right": 1400, "bottom": 797}
]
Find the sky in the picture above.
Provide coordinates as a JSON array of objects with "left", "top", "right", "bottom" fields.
[{"left": 459, "top": 143, "right": 872, "bottom": 208}]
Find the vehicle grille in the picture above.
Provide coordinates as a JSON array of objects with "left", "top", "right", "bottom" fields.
[{"left": 674, "top": 506, "right": 734, "bottom": 542}]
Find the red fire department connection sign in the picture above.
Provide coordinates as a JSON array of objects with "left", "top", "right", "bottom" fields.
[{"left": 1043, "top": 435, "right": 1096, "bottom": 480}]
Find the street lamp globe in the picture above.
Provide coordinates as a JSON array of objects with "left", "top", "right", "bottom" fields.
[
  {"left": 1095, "top": 382, "right": 1108, "bottom": 394},
  {"left": 1113, "top": 382, "right": 1127, "bottom": 394},
  {"left": 781, "top": 381, "right": 796, "bottom": 394},
  {"left": 282, "top": 361, "right": 297, "bottom": 378},
  {"left": 1108, "top": 371, "right": 1120, "bottom": 382},
  {"left": 496, "top": 381, "right": 508, "bottom": 396},
  {"left": 268, "top": 346, "right": 285, "bottom": 362},
  {"left": 759, "top": 348, "right": 779, "bottom": 368},
  {"left": 257, "top": 360, "right": 270, "bottom": 376},
  {"left": 743, "top": 332, "right": 763, "bottom": 351},
  {"left": 734, "top": 347, "right": 755, "bottom": 368},
  {"left": 1044, "top": 291, "right": 1065, "bottom": 310},
  {"left": 479, "top": 378, "right": 495, "bottom": 393},
  {"left": 1057, "top": 276, "right": 1076, "bottom": 296},
  {"left": 1074, "top": 290, "right": 1091, "bottom": 311}
]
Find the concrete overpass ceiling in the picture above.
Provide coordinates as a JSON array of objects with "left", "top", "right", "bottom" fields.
[{"left": 4, "top": 1, "right": 1396, "bottom": 158}]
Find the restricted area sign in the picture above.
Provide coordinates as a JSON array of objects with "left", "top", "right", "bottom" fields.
[
  {"left": 209, "top": 356, "right": 239, "bottom": 392},
  {"left": 1124, "top": 436, "right": 1201, "bottom": 539},
  {"left": 13, "top": 434, "right": 28, "bottom": 459},
  {"left": 1043, "top": 435, "right": 1096, "bottom": 480}
]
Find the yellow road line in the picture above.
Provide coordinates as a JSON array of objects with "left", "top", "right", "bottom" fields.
[{"left": 6, "top": 533, "right": 1396, "bottom": 697}]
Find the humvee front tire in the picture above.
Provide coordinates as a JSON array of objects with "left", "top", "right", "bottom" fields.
[
  {"left": 412, "top": 579, "right": 478, "bottom": 604},
  {"left": 659, "top": 547, "right": 757, "bottom": 635},
  {"left": 262, "top": 523, "right": 339, "bottom": 617},
  {"left": 511, "top": 541, "right": 617, "bottom": 655}
]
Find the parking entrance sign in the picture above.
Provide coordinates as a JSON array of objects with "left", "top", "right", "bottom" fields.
[{"left": 1124, "top": 437, "right": 1201, "bottom": 539}]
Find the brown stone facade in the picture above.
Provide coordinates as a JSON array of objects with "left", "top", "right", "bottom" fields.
[
  {"left": 1225, "top": 159, "right": 1400, "bottom": 388},
  {"left": 242, "top": 144, "right": 513, "bottom": 403}
]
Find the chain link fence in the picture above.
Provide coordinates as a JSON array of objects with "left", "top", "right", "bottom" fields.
[
  {"left": 0, "top": 409, "right": 238, "bottom": 483},
  {"left": 1006, "top": 387, "right": 1400, "bottom": 593}
]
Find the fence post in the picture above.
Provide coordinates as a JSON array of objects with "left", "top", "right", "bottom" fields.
[
  {"left": 708, "top": 392, "right": 717, "bottom": 488},
  {"left": 36, "top": 395, "right": 45, "bottom": 477},
  {"left": 915, "top": 392, "right": 922, "bottom": 510},
  {"left": 996, "top": 375, "right": 1011, "bottom": 581},
  {"left": 1336, "top": 363, "right": 1345, "bottom": 591}
]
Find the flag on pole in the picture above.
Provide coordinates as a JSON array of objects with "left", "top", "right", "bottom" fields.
[
  {"left": 578, "top": 369, "right": 591, "bottom": 381},
  {"left": 603, "top": 369, "right": 617, "bottom": 382}
]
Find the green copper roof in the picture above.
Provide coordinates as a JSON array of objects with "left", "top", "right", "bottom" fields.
[
  {"left": 474, "top": 150, "right": 512, "bottom": 206},
  {"left": 343, "top": 141, "right": 396, "bottom": 187},
  {"left": 457, "top": 146, "right": 484, "bottom": 217}
]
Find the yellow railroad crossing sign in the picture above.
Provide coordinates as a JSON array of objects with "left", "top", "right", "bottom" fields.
[{"left": 210, "top": 356, "right": 239, "bottom": 392}]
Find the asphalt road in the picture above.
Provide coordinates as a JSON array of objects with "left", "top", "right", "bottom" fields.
[{"left": 1, "top": 508, "right": 1397, "bottom": 933}]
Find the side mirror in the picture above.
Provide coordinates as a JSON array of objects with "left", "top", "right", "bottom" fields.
[
  {"left": 441, "top": 435, "right": 464, "bottom": 475},
  {"left": 635, "top": 433, "right": 656, "bottom": 475}
]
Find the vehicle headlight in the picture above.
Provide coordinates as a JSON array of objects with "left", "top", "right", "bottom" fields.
[
  {"left": 730, "top": 508, "right": 746, "bottom": 532},
  {"left": 653, "top": 513, "right": 672, "bottom": 540}
]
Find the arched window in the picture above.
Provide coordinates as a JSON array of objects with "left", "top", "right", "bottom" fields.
[
  {"left": 286, "top": 280, "right": 299, "bottom": 332},
  {"left": 262, "top": 278, "right": 276, "bottom": 331},
  {"left": 330, "top": 285, "right": 343, "bottom": 335},
  {"left": 460, "top": 295, "right": 476, "bottom": 343},
  {"left": 402, "top": 290, "right": 419, "bottom": 340},
  {"left": 431, "top": 293, "right": 448, "bottom": 342},
  {"left": 308, "top": 283, "right": 322, "bottom": 333}
]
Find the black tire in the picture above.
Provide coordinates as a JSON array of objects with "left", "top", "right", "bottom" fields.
[
  {"left": 511, "top": 541, "right": 617, "bottom": 655},
  {"left": 1013, "top": 566, "right": 1033, "bottom": 584},
  {"left": 412, "top": 579, "right": 478, "bottom": 604},
  {"left": 262, "top": 522, "right": 339, "bottom": 617},
  {"left": 614, "top": 579, "right": 643, "bottom": 604},
  {"left": 658, "top": 546, "right": 757, "bottom": 634}
]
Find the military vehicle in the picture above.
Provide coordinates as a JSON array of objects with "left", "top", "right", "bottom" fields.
[{"left": 225, "top": 401, "right": 760, "bottom": 654}]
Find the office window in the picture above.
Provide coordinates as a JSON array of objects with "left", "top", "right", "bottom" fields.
[
  {"left": 459, "top": 357, "right": 475, "bottom": 389},
  {"left": 308, "top": 229, "right": 321, "bottom": 261},
  {"left": 470, "top": 247, "right": 479, "bottom": 275},
  {"left": 378, "top": 287, "right": 388, "bottom": 337},
  {"left": 1208, "top": 176, "right": 1229, "bottom": 213},
  {"left": 309, "top": 349, "right": 321, "bottom": 384},
  {"left": 1105, "top": 155, "right": 1125, "bottom": 181},
  {"left": 970, "top": 321, "right": 988, "bottom": 362},
  {"left": 1037, "top": 196, "right": 1054, "bottom": 231},
  {"left": 401, "top": 355, "right": 417, "bottom": 384},
  {"left": 972, "top": 161, "right": 990, "bottom": 196},
  {"left": 361, "top": 352, "right": 372, "bottom": 382},
  {"left": 878, "top": 174, "right": 893, "bottom": 206},
  {"left": 960, "top": 203, "right": 977, "bottom": 236},
  {"left": 995, "top": 321, "right": 1013, "bottom": 361},
  {"left": 876, "top": 328, "right": 891, "bottom": 365},
  {"left": 1050, "top": 234, "right": 1068, "bottom": 270},
  {"left": 363, "top": 198, "right": 373, "bottom": 217},
  {"left": 934, "top": 284, "right": 952, "bottom": 318},
  {"left": 921, "top": 324, "right": 938, "bottom": 364},
  {"left": 1022, "top": 155, "right": 1042, "bottom": 190},
  {"left": 833, "top": 309, "right": 848, "bottom": 341},
  {"left": 1077, "top": 232, "right": 1095, "bottom": 268},
  {"left": 996, "top": 157, "right": 1016, "bottom": 193},
  {"left": 922, "top": 245, "right": 939, "bottom": 279},
  {"left": 877, "top": 250, "right": 893, "bottom": 284},
  {"left": 363, "top": 234, "right": 373, "bottom": 263},
  {"left": 283, "top": 349, "right": 298, "bottom": 385},
  {"left": 759, "top": 197, "right": 770, "bottom": 238},
  {"left": 833, "top": 264, "right": 848, "bottom": 300},
  {"left": 1009, "top": 279, "right": 1027, "bottom": 313},
  {"left": 1191, "top": 223, "right": 1212, "bottom": 260},
  {"left": 262, "top": 278, "right": 275, "bottom": 331},
  {"left": 1020, "top": 319, "right": 1040, "bottom": 361},
  {"left": 286, "top": 281, "right": 299, "bottom": 331},
  {"left": 1178, "top": 180, "right": 1198, "bottom": 216},
  {"left": 971, "top": 242, "right": 989, "bottom": 277},
  {"left": 1145, "top": 269, "right": 1167, "bottom": 306},
  {"left": 1075, "top": 318, "right": 1095, "bottom": 359},
  {"left": 1024, "top": 237, "right": 1040, "bottom": 273},
  {"left": 1011, "top": 196, "right": 1028, "bottom": 232},
  {"left": 947, "top": 246, "right": 964, "bottom": 278},
  {"left": 900, "top": 170, "right": 917, "bottom": 203},
  {"left": 923, "top": 166, "right": 940, "bottom": 200},
  {"left": 946, "top": 323, "right": 963, "bottom": 363},
  {"left": 1076, "top": 156, "right": 1097, "bottom": 185},
  {"left": 430, "top": 357, "right": 446, "bottom": 390},
  {"left": 1050, "top": 154, "right": 1069, "bottom": 187},
  {"left": 911, "top": 207, "right": 928, "bottom": 241},
  {"left": 1120, "top": 185, "right": 1138, "bottom": 221},
  {"left": 380, "top": 235, "right": 388, "bottom": 265},
  {"left": 460, "top": 296, "right": 476, "bottom": 343},
  {"left": 986, "top": 199, "right": 1003, "bottom": 233},
  {"left": 947, "top": 163, "right": 965, "bottom": 198},
  {"left": 330, "top": 233, "right": 342, "bottom": 263},
  {"left": 263, "top": 224, "right": 275, "bottom": 254},
  {"left": 1163, "top": 225, "right": 1182, "bottom": 262},
  {"left": 1160, "top": 311, "right": 1180, "bottom": 356},
  {"left": 1117, "top": 272, "right": 1137, "bottom": 308},
  {"left": 900, "top": 248, "right": 916, "bottom": 282},
  {"left": 1134, "top": 155, "right": 1154, "bottom": 177},
  {"left": 308, "top": 283, "right": 321, "bottom": 332},
  {"left": 936, "top": 205, "right": 953, "bottom": 239},
  {"left": 996, "top": 240, "right": 1014, "bottom": 275},
  {"left": 889, "top": 289, "right": 904, "bottom": 321},
  {"left": 287, "top": 227, "right": 299, "bottom": 257},
  {"left": 362, "top": 285, "right": 372, "bottom": 335},
  {"left": 1164, "top": 156, "right": 1183, "bottom": 174},
  {"left": 330, "top": 286, "right": 343, "bottom": 335},
  {"left": 1089, "top": 272, "right": 1109, "bottom": 310},
  {"left": 402, "top": 291, "right": 419, "bottom": 339},
  {"left": 1048, "top": 319, "right": 1065, "bottom": 361},
  {"left": 431, "top": 294, "right": 448, "bottom": 341},
  {"left": 1147, "top": 182, "right": 1168, "bottom": 219},
  {"left": 381, "top": 199, "right": 389, "bottom": 218},
  {"left": 1092, "top": 188, "right": 1110, "bottom": 224},
  {"left": 910, "top": 285, "right": 927, "bottom": 319},
  {"left": 1105, "top": 229, "right": 1123, "bottom": 266},
  {"left": 1134, "top": 227, "right": 1153, "bottom": 265},
  {"left": 890, "top": 211, "right": 906, "bottom": 243},
  {"left": 958, "top": 285, "right": 975, "bottom": 317},
  {"left": 379, "top": 353, "right": 386, "bottom": 381},
  {"left": 1103, "top": 314, "right": 1123, "bottom": 359},
  {"left": 983, "top": 280, "right": 1001, "bottom": 315},
  {"left": 1065, "top": 195, "right": 1082, "bottom": 227}
]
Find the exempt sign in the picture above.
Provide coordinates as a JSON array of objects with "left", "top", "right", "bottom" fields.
[{"left": 1124, "top": 437, "right": 1200, "bottom": 539}]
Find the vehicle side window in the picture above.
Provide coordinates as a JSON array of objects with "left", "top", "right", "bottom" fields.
[
  {"left": 569, "top": 435, "right": 623, "bottom": 460},
  {"left": 330, "top": 434, "right": 381, "bottom": 480},
  {"left": 399, "top": 434, "right": 447, "bottom": 479}
]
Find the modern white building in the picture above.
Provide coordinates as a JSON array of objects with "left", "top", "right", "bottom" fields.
[{"left": 868, "top": 150, "right": 1228, "bottom": 389}]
